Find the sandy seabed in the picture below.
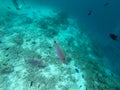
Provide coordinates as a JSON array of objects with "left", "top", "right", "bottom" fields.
[{"left": 0, "top": 2, "right": 120, "bottom": 90}]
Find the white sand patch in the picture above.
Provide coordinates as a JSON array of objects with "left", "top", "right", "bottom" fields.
[
  {"left": 38, "top": 62, "right": 86, "bottom": 90},
  {"left": 40, "top": 64, "right": 60, "bottom": 78},
  {"left": 7, "top": 65, "right": 27, "bottom": 90}
]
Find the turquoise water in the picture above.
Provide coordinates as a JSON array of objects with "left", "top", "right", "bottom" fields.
[{"left": 0, "top": 0, "right": 120, "bottom": 90}]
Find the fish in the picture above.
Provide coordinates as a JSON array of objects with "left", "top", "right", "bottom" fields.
[
  {"left": 109, "top": 33, "right": 118, "bottom": 41},
  {"left": 22, "top": 0, "right": 25, "bottom": 5},
  {"left": 30, "top": 81, "right": 33, "bottom": 87},
  {"left": 25, "top": 60, "right": 45, "bottom": 67},
  {"left": 12, "top": 0, "right": 20, "bottom": 10},
  {"left": 75, "top": 68, "right": 79, "bottom": 73},
  {"left": 88, "top": 10, "right": 92, "bottom": 16},
  {"left": 54, "top": 40, "right": 65, "bottom": 63},
  {"left": 7, "top": 6, "right": 11, "bottom": 9},
  {"left": 104, "top": 2, "right": 110, "bottom": 7},
  {"left": 12, "top": 0, "right": 23, "bottom": 10}
]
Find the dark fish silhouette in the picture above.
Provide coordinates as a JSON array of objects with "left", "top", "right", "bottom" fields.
[
  {"left": 88, "top": 10, "right": 92, "bottom": 16},
  {"left": 12, "top": 0, "right": 24, "bottom": 10},
  {"left": 12, "top": 0, "right": 20, "bottom": 10},
  {"left": 75, "top": 68, "right": 79, "bottom": 73},
  {"left": 109, "top": 33, "right": 118, "bottom": 40},
  {"left": 104, "top": 2, "right": 110, "bottom": 7},
  {"left": 25, "top": 60, "right": 45, "bottom": 67},
  {"left": 30, "top": 81, "right": 33, "bottom": 87},
  {"left": 7, "top": 6, "right": 11, "bottom": 9}
]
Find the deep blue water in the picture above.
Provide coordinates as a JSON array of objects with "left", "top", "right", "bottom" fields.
[{"left": 28, "top": 0, "right": 120, "bottom": 75}]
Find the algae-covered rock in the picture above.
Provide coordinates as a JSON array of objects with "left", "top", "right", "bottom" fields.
[
  {"left": 0, "top": 65, "right": 14, "bottom": 75},
  {"left": 10, "top": 33, "right": 24, "bottom": 46}
]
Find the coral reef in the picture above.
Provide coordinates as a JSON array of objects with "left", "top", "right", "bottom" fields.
[
  {"left": 0, "top": 4, "right": 119, "bottom": 90},
  {"left": 35, "top": 11, "right": 69, "bottom": 38}
]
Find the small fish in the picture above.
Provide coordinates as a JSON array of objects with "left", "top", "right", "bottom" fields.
[
  {"left": 104, "top": 2, "right": 110, "bottom": 7},
  {"left": 30, "top": 81, "right": 33, "bottom": 87},
  {"left": 75, "top": 68, "right": 79, "bottom": 73},
  {"left": 25, "top": 60, "right": 45, "bottom": 67},
  {"left": 22, "top": 0, "right": 25, "bottom": 5},
  {"left": 54, "top": 40, "right": 65, "bottom": 63},
  {"left": 109, "top": 33, "right": 118, "bottom": 40},
  {"left": 38, "top": 84, "right": 40, "bottom": 88},
  {"left": 88, "top": 10, "right": 92, "bottom": 16},
  {"left": 7, "top": 6, "right": 11, "bottom": 9},
  {"left": 79, "top": 85, "right": 82, "bottom": 88},
  {"left": 12, "top": 0, "right": 20, "bottom": 10},
  {"left": 12, "top": 0, "right": 23, "bottom": 10},
  {"left": 82, "top": 74, "right": 84, "bottom": 78}
]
